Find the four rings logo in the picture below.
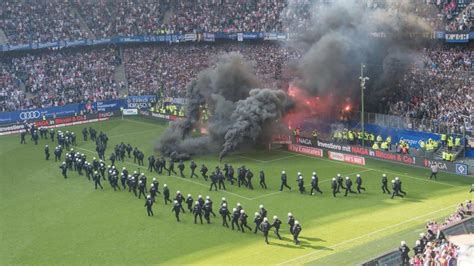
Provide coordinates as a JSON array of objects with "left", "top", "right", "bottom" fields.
[{"left": 19, "top": 111, "right": 41, "bottom": 120}]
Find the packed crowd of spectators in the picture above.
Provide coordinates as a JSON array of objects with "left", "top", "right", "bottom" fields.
[
  {"left": 0, "top": 48, "right": 120, "bottom": 111},
  {"left": 428, "top": 0, "right": 473, "bottom": 31},
  {"left": 406, "top": 200, "right": 472, "bottom": 265},
  {"left": 0, "top": 0, "right": 87, "bottom": 45},
  {"left": 388, "top": 45, "right": 473, "bottom": 133},
  {"left": 74, "top": 0, "right": 169, "bottom": 38},
  {"left": 1, "top": 0, "right": 471, "bottom": 45},
  {"left": 123, "top": 43, "right": 301, "bottom": 97}
]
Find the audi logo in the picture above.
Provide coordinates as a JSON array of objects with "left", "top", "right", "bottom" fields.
[{"left": 19, "top": 111, "right": 41, "bottom": 120}]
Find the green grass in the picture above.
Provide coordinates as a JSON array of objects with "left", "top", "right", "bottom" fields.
[{"left": 0, "top": 117, "right": 472, "bottom": 265}]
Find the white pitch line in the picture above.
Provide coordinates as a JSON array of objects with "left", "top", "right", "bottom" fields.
[
  {"left": 277, "top": 204, "right": 457, "bottom": 265},
  {"left": 107, "top": 128, "right": 159, "bottom": 139},
  {"left": 235, "top": 155, "right": 266, "bottom": 163},
  {"left": 76, "top": 147, "right": 252, "bottom": 200},
  {"left": 236, "top": 154, "right": 300, "bottom": 164}
]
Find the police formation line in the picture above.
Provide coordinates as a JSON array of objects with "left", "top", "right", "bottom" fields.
[{"left": 21, "top": 123, "right": 305, "bottom": 245}]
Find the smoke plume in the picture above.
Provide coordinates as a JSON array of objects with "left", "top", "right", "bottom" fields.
[
  {"left": 284, "top": 0, "right": 433, "bottom": 108},
  {"left": 158, "top": 0, "right": 435, "bottom": 159},
  {"left": 156, "top": 53, "right": 288, "bottom": 160}
]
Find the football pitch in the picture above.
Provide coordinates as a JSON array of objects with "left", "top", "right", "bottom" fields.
[{"left": 1, "top": 117, "right": 472, "bottom": 265}]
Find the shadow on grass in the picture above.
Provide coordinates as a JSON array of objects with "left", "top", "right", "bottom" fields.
[{"left": 300, "top": 236, "right": 325, "bottom": 242}]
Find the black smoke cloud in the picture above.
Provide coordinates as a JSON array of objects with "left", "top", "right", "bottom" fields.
[
  {"left": 156, "top": 53, "right": 288, "bottom": 160},
  {"left": 285, "top": 0, "right": 434, "bottom": 107},
  {"left": 158, "top": 0, "right": 435, "bottom": 159}
]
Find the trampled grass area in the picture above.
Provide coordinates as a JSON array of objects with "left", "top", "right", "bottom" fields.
[{"left": 0, "top": 117, "right": 472, "bottom": 265}]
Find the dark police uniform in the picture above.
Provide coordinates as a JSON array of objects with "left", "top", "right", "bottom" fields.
[
  {"left": 193, "top": 203, "right": 203, "bottom": 224},
  {"left": 356, "top": 175, "right": 366, "bottom": 194},
  {"left": 171, "top": 202, "right": 181, "bottom": 222},
  {"left": 280, "top": 172, "right": 291, "bottom": 191},
  {"left": 259, "top": 170, "right": 267, "bottom": 189},
  {"left": 144, "top": 197, "right": 154, "bottom": 216},
  {"left": 381, "top": 175, "right": 390, "bottom": 194}
]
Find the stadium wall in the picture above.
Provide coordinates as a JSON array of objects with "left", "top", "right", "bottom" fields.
[{"left": 291, "top": 137, "right": 471, "bottom": 175}]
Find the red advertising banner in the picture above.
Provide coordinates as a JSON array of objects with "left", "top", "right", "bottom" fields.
[
  {"left": 288, "top": 144, "right": 323, "bottom": 157},
  {"left": 328, "top": 151, "right": 366, "bottom": 165}
]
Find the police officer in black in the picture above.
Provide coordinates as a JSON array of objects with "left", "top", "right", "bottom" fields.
[
  {"left": 395, "top": 177, "right": 407, "bottom": 195},
  {"left": 144, "top": 195, "right": 154, "bottom": 216},
  {"left": 93, "top": 171, "right": 103, "bottom": 190},
  {"left": 293, "top": 221, "right": 302, "bottom": 245},
  {"left": 399, "top": 241, "right": 410, "bottom": 265},
  {"left": 126, "top": 144, "right": 132, "bottom": 158},
  {"left": 121, "top": 168, "right": 128, "bottom": 190},
  {"left": 20, "top": 131, "right": 27, "bottom": 144},
  {"left": 391, "top": 180, "right": 404, "bottom": 199},
  {"left": 158, "top": 157, "right": 166, "bottom": 174},
  {"left": 193, "top": 201, "right": 203, "bottom": 224},
  {"left": 110, "top": 174, "right": 121, "bottom": 191},
  {"left": 237, "top": 167, "right": 247, "bottom": 187},
  {"left": 148, "top": 155, "right": 155, "bottom": 172},
  {"left": 310, "top": 173, "right": 323, "bottom": 195},
  {"left": 259, "top": 170, "right": 267, "bottom": 189},
  {"left": 297, "top": 176, "right": 305, "bottom": 194},
  {"left": 227, "top": 165, "right": 235, "bottom": 185},
  {"left": 44, "top": 145, "right": 50, "bottom": 160},
  {"left": 186, "top": 194, "right": 194, "bottom": 212},
  {"left": 149, "top": 184, "right": 157, "bottom": 200},
  {"left": 171, "top": 200, "right": 181, "bottom": 222},
  {"left": 258, "top": 205, "right": 268, "bottom": 218},
  {"left": 381, "top": 174, "right": 390, "bottom": 194},
  {"left": 336, "top": 174, "right": 345, "bottom": 192},
  {"left": 167, "top": 159, "right": 177, "bottom": 176},
  {"left": 138, "top": 180, "right": 147, "bottom": 199},
  {"left": 128, "top": 177, "right": 137, "bottom": 197},
  {"left": 253, "top": 213, "right": 263, "bottom": 234},
  {"left": 356, "top": 174, "right": 366, "bottom": 194},
  {"left": 260, "top": 217, "right": 271, "bottom": 244},
  {"left": 178, "top": 160, "right": 185, "bottom": 177},
  {"left": 280, "top": 171, "right": 291, "bottom": 191},
  {"left": 239, "top": 210, "right": 252, "bottom": 233},
  {"left": 246, "top": 169, "right": 254, "bottom": 190},
  {"left": 49, "top": 129, "right": 55, "bottom": 142},
  {"left": 218, "top": 170, "right": 226, "bottom": 190},
  {"left": 197, "top": 195, "right": 204, "bottom": 207},
  {"left": 163, "top": 184, "right": 172, "bottom": 204},
  {"left": 344, "top": 176, "right": 357, "bottom": 196},
  {"left": 231, "top": 208, "right": 240, "bottom": 230},
  {"left": 109, "top": 153, "right": 116, "bottom": 166},
  {"left": 200, "top": 164, "right": 208, "bottom": 180},
  {"left": 32, "top": 130, "right": 39, "bottom": 145},
  {"left": 271, "top": 216, "right": 282, "bottom": 240},
  {"left": 288, "top": 213, "right": 295, "bottom": 234},
  {"left": 152, "top": 177, "right": 160, "bottom": 194},
  {"left": 82, "top": 128, "right": 88, "bottom": 141},
  {"left": 60, "top": 162, "right": 68, "bottom": 178},
  {"left": 209, "top": 172, "right": 218, "bottom": 191},
  {"left": 203, "top": 200, "right": 212, "bottom": 224},
  {"left": 219, "top": 203, "right": 231, "bottom": 227},
  {"left": 206, "top": 196, "right": 216, "bottom": 217},
  {"left": 190, "top": 160, "right": 198, "bottom": 178},
  {"left": 175, "top": 191, "right": 186, "bottom": 213}
]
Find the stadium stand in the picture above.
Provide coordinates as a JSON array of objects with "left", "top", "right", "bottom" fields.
[{"left": 0, "top": 48, "right": 120, "bottom": 111}]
